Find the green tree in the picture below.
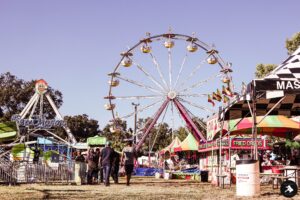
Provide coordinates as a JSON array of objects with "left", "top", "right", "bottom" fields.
[
  {"left": 254, "top": 32, "right": 300, "bottom": 78},
  {"left": 101, "top": 118, "right": 131, "bottom": 151},
  {"left": 58, "top": 114, "right": 99, "bottom": 141},
  {"left": 174, "top": 127, "right": 188, "bottom": 141},
  {"left": 286, "top": 32, "right": 300, "bottom": 55},
  {"left": 255, "top": 64, "right": 277, "bottom": 78},
  {"left": 144, "top": 122, "right": 172, "bottom": 153},
  {"left": 0, "top": 72, "right": 63, "bottom": 122}
]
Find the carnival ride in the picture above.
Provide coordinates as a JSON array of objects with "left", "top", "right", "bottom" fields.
[
  {"left": 105, "top": 30, "right": 234, "bottom": 151},
  {"left": 0, "top": 80, "right": 77, "bottom": 184}
]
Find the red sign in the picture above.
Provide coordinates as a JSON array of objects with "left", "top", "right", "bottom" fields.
[{"left": 198, "top": 138, "right": 272, "bottom": 152}]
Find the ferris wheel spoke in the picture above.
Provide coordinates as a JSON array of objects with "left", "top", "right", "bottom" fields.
[
  {"left": 179, "top": 73, "right": 222, "bottom": 93},
  {"left": 116, "top": 75, "right": 163, "bottom": 94},
  {"left": 176, "top": 55, "right": 208, "bottom": 90},
  {"left": 133, "top": 62, "right": 167, "bottom": 92},
  {"left": 178, "top": 98, "right": 214, "bottom": 113},
  {"left": 168, "top": 47, "right": 172, "bottom": 90},
  {"left": 120, "top": 99, "right": 163, "bottom": 119},
  {"left": 114, "top": 95, "right": 163, "bottom": 100},
  {"left": 173, "top": 53, "right": 188, "bottom": 89},
  {"left": 149, "top": 52, "right": 169, "bottom": 90},
  {"left": 177, "top": 93, "right": 208, "bottom": 98}
]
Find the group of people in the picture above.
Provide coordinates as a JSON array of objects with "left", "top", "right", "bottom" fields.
[{"left": 77, "top": 140, "right": 136, "bottom": 186}]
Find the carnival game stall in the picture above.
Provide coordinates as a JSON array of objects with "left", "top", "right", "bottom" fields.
[
  {"left": 172, "top": 133, "right": 201, "bottom": 180},
  {"left": 202, "top": 114, "right": 300, "bottom": 185},
  {"left": 198, "top": 137, "right": 273, "bottom": 183},
  {"left": 159, "top": 134, "right": 203, "bottom": 180},
  {"left": 215, "top": 47, "right": 300, "bottom": 196}
]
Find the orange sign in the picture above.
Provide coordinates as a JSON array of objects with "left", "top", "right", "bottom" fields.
[{"left": 35, "top": 79, "right": 48, "bottom": 94}]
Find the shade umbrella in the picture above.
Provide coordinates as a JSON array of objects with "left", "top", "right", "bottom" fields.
[
  {"left": 174, "top": 133, "right": 199, "bottom": 152},
  {"left": 228, "top": 115, "right": 300, "bottom": 138}
]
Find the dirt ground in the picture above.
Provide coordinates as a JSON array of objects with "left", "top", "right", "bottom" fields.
[{"left": 0, "top": 177, "right": 298, "bottom": 200}]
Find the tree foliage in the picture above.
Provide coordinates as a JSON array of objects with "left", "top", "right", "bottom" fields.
[
  {"left": 255, "top": 64, "right": 277, "bottom": 78},
  {"left": 101, "top": 118, "right": 131, "bottom": 152},
  {"left": 0, "top": 72, "right": 63, "bottom": 122},
  {"left": 254, "top": 32, "right": 300, "bottom": 78},
  {"left": 286, "top": 32, "right": 300, "bottom": 55},
  {"left": 59, "top": 114, "right": 99, "bottom": 142},
  {"left": 174, "top": 127, "right": 188, "bottom": 141}
]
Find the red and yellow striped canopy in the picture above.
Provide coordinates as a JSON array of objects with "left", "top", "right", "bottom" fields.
[{"left": 229, "top": 115, "right": 300, "bottom": 138}]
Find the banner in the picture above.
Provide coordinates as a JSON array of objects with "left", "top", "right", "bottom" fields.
[{"left": 255, "top": 79, "right": 300, "bottom": 92}]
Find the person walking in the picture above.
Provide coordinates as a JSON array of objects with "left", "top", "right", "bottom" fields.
[
  {"left": 74, "top": 150, "right": 86, "bottom": 185},
  {"left": 93, "top": 148, "right": 100, "bottom": 183},
  {"left": 98, "top": 147, "right": 104, "bottom": 183},
  {"left": 111, "top": 150, "right": 120, "bottom": 184},
  {"left": 121, "top": 140, "right": 136, "bottom": 186},
  {"left": 86, "top": 148, "right": 96, "bottom": 184},
  {"left": 100, "top": 141, "right": 114, "bottom": 186}
]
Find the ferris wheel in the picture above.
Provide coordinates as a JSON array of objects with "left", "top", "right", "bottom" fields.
[{"left": 104, "top": 30, "right": 234, "bottom": 151}]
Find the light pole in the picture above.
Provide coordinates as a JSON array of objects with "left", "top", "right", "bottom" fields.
[{"left": 132, "top": 102, "right": 139, "bottom": 144}]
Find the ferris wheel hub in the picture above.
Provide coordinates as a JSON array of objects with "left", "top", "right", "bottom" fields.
[{"left": 167, "top": 91, "right": 177, "bottom": 99}]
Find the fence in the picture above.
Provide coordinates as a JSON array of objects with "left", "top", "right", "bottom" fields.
[
  {"left": 0, "top": 148, "right": 18, "bottom": 185},
  {"left": 24, "top": 162, "right": 75, "bottom": 184}
]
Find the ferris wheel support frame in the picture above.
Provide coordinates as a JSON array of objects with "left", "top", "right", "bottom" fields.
[
  {"left": 173, "top": 98, "right": 206, "bottom": 142},
  {"left": 135, "top": 99, "right": 169, "bottom": 151}
]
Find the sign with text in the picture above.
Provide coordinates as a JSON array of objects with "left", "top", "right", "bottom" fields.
[
  {"left": 206, "top": 114, "right": 228, "bottom": 140},
  {"left": 11, "top": 114, "right": 66, "bottom": 129},
  {"left": 255, "top": 79, "right": 300, "bottom": 92},
  {"left": 231, "top": 139, "right": 263, "bottom": 149},
  {"left": 199, "top": 138, "right": 272, "bottom": 151}
]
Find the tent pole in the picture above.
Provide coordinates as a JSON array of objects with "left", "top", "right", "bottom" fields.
[
  {"left": 218, "top": 106, "right": 225, "bottom": 183},
  {"left": 252, "top": 80, "right": 258, "bottom": 160}
]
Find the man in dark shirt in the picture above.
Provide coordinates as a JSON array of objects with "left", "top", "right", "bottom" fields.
[
  {"left": 30, "top": 144, "right": 41, "bottom": 164},
  {"left": 111, "top": 151, "right": 120, "bottom": 183},
  {"left": 93, "top": 148, "right": 100, "bottom": 183},
  {"left": 100, "top": 141, "right": 114, "bottom": 186}
]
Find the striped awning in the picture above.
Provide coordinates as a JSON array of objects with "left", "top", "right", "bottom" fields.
[{"left": 228, "top": 115, "right": 300, "bottom": 138}]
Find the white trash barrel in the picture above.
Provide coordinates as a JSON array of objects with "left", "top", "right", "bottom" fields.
[{"left": 236, "top": 160, "right": 260, "bottom": 196}]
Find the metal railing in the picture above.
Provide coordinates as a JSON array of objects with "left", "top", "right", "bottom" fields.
[
  {"left": 0, "top": 147, "right": 75, "bottom": 184},
  {"left": 24, "top": 162, "right": 75, "bottom": 184},
  {"left": 0, "top": 148, "right": 18, "bottom": 185}
]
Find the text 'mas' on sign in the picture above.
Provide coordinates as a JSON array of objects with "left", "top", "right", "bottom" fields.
[{"left": 255, "top": 79, "right": 300, "bottom": 92}]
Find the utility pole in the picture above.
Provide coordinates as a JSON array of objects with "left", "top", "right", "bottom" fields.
[{"left": 132, "top": 102, "right": 139, "bottom": 144}]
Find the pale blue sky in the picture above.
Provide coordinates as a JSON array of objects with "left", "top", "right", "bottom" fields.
[{"left": 0, "top": 1, "right": 299, "bottom": 130}]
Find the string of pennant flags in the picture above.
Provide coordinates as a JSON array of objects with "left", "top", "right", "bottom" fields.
[{"left": 207, "top": 79, "right": 247, "bottom": 107}]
